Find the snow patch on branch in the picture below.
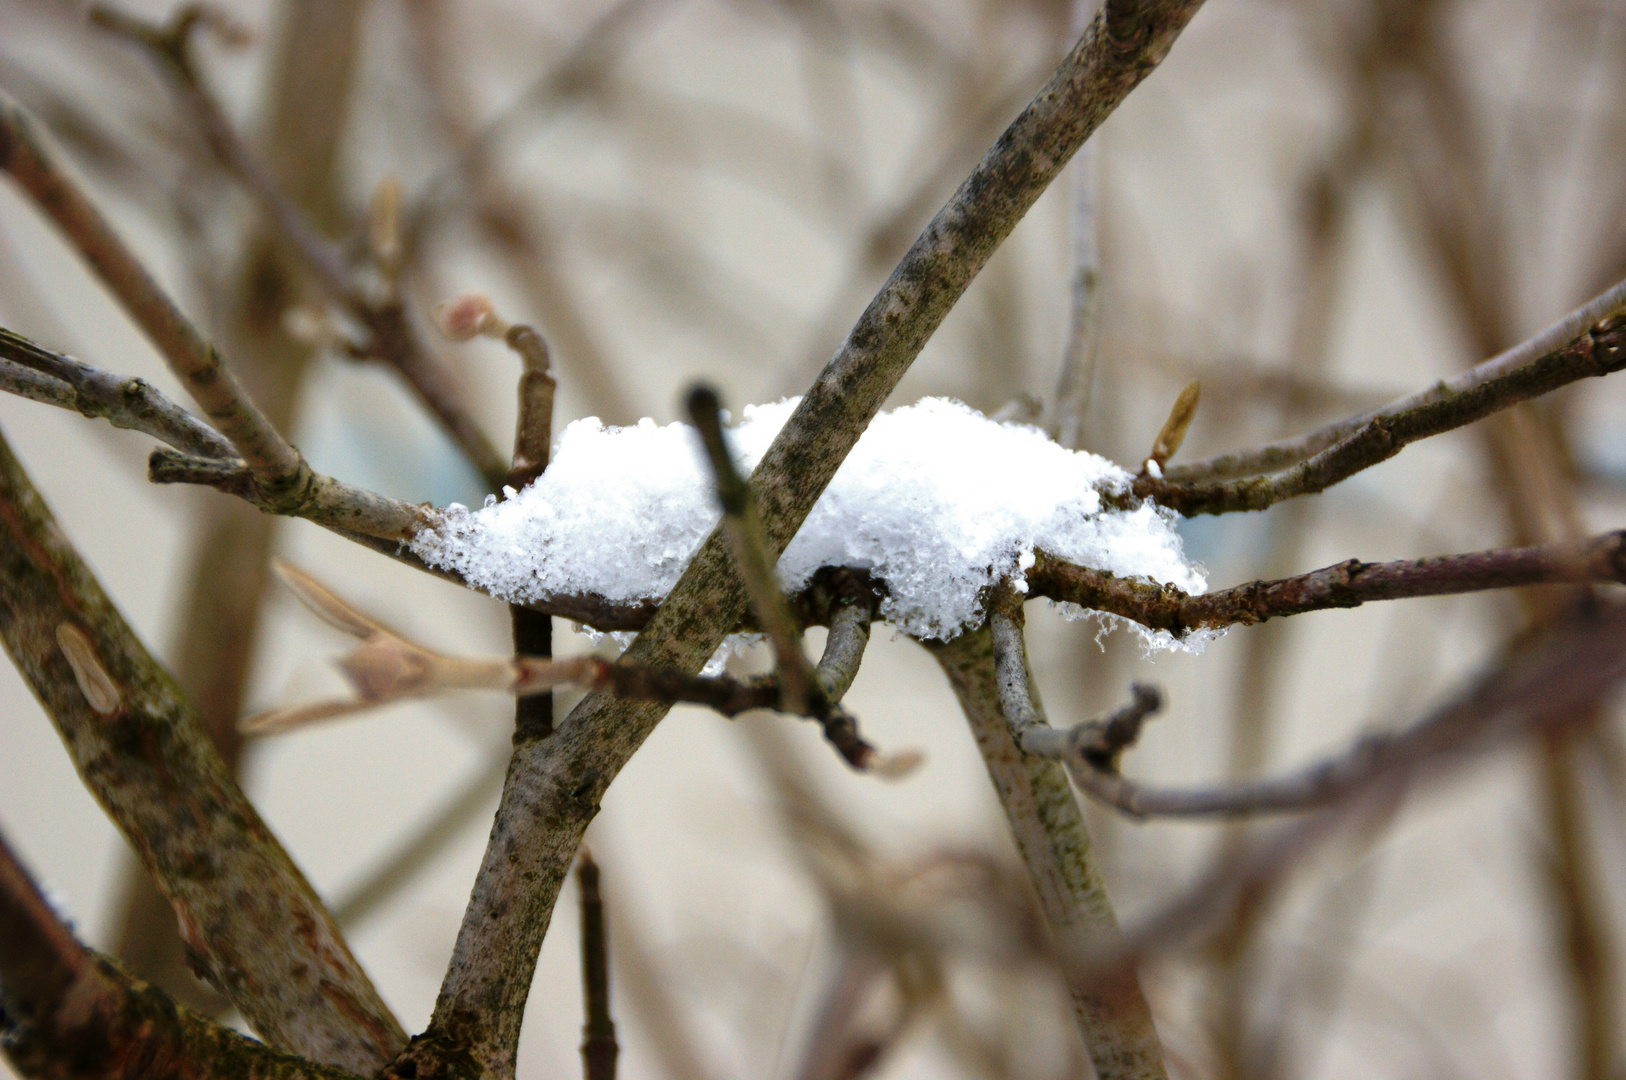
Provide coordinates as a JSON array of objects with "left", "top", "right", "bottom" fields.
[{"left": 411, "top": 398, "right": 1207, "bottom": 645}]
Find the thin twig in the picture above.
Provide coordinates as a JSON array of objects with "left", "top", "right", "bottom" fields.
[
  {"left": 577, "top": 850, "right": 619, "bottom": 1080},
  {"left": 1050, "top": 136, "right": 1102, "bottom": 450},
  {"left": 1086, "top": 600, "right": 1626, "bottom": 1001},
  {"left": 0, "top": 827, "right": 360, "bottom": 1080},
  {"left": 1149, "top": 276, "right": 1626, "bottom": 511},
  {"left": 497, "top": 320, "right": 558, "bottom": 740},
  {"left": 0, "top": 326, "right": 234, "bottom": 457},
  {"left": 239, "top": 563, "right": 874, "bottom": 736},
  {"left": 688, "top": 384, "right": 820, "bottom": 708},
  {"left": 0, "top": 324, "right": 432, "bottom": 538},
  {"left": 688, "top": 385, "right": 868, "bottom": 762},
  {"left": 0, "top": 428, "right": 405, "bottom": 1069}
]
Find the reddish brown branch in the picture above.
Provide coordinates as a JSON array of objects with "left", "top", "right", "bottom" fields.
[
  {"left": 1030, "top": 533, "right": 1626, "bottom": 636},
  {"left": 0, "top": 829, "right": 358, "bottom": 1080}
]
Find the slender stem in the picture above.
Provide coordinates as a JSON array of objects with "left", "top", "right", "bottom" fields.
[
  {"left": 577, "top": 852, "right": 619, "bottom": 1080},
  {"left": 0, "top": 427, "right": 405, "bottom": 1070},
  {"left": 1050, "top": 136, "right": 1102, "bottom": 450},
  {"left": 688, "top": 385, "right": 877, "bottom": 766},
  {"left": 0, "top": 828, "right": 361, "bottom": 1080},
  {"left": 0, "top": 96, "right": 309, "bottom": 497},
  {"left": 504, "top": 324, "right": 558, "bottom": 740},
  {"left": 930, "top": 604, "right": 1168, "bottom": 1080},
  {"left": 687, "top": 385, "right": 821, "bottom": 713},
  {"left": 0, "top": 323, "right": 432, "bottom": 539}
]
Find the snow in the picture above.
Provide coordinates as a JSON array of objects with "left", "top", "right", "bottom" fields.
[{"left": 411, "top": 397, "right": 1208, "bottom": 646}]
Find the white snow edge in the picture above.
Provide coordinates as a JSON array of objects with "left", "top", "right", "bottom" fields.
[{"left": 411, "top": 397, "right": 1210, "bottom": 651}]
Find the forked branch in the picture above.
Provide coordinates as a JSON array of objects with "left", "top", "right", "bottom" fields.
[{"left": 0, "top": 96, "right": 309, "bottom": 498}]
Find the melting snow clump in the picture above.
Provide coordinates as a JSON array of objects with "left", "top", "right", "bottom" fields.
[{"left": 411, "top": 398, "right": 1208, "bottom": 646}]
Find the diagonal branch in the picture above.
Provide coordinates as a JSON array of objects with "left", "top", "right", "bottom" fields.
[
  {"left": 0, "top": 324, "right": 432, "bottom": 539},
  {"left": 1027, "top": 601, "right": 1626, "bottom": 820},
  {"left": 0, "top": 326, "right": 234, "bottom": 458},
  {"left": 0, "top": 826, "right": 360, "bottom": 1080},
  {"left": 0, "top": 427, "right": 406, "bottom": 1071},
  {"left": 1144, "top": 277, "right": 1626, "bottom": 513},
  {"left": 88, "top": 4, "right": 509, "bottom": 488},
  {"left": 0, "top": 95, "right": 310, "bottom": 500}
]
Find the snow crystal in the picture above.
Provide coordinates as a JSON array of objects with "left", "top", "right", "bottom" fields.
[{"left": 411, "top": 397, "right": 1208, "bottom": 645}]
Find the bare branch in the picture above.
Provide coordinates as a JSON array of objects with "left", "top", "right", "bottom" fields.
[
  {"left": 0, "top": 95, "right": 309, "bottom": 495},
  {"left": 0, "top": 827, "right": 361, "bottom": 1080},
  {"left": 0, "top": 323, "right": 434, "bottom": 538},
  {"left": 0, "top": 429, "right": 406, "bottom": 1069},
  {"left": 688, "top": 389, "right": 818, "bottom": 702},
  {"left": 1148, "top": 279, "right": 1626, "bottom": 513},
  {"left": 1030, "top": 532, "right": 1626, "bottom": 636},
  {"left": 1087, "top": 600, "right": 1626, "bottom": 1000},
  {"left": 242, "top": 564, "right": 884, "bottom": 738},
  {"left": 1050, "top": 137, "right": 1102, "bottom": 450},
  {"left": 691, "top": 386, "right": 891, "bottom": 769},
  {"left": 505, "top": 324, "right": 556, "bottom": 492},
  {"left": 931, "top": 597, "right": 1168, "bottom": 1080}
]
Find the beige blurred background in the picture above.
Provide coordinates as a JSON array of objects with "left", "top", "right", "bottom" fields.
[{"left": 2, "top": 0, "right": 1625, "bottom": 1077}]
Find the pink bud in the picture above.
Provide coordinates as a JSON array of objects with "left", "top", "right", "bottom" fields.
[{"left": 435, "top": 293, "right": 497, "bottom": 342}]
